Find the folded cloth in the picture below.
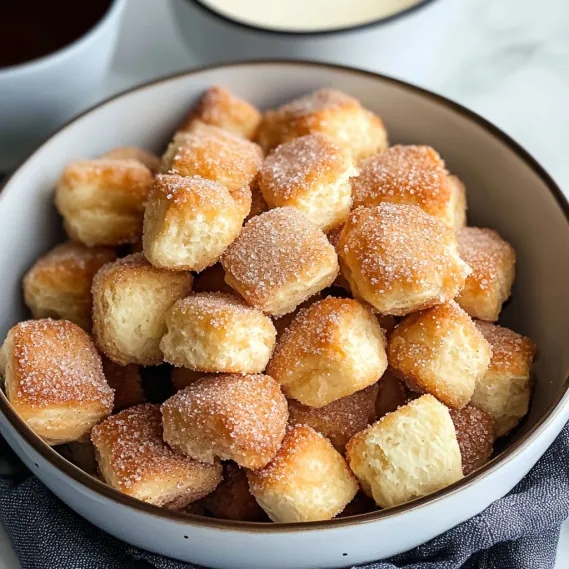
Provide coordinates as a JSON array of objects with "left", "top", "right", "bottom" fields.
[{"left": 0, "top": 423, "right": 568, "bottom": 569}]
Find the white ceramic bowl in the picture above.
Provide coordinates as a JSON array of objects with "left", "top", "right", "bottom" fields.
[
  {"left": 0, "top": 0, "right": 126, "bottom": 171},
  {"left": 1, "top": 61, "right": 568, "bottom": 569},
  {"left": 171, "top": 0, "right": 460, "bottom": 85}
]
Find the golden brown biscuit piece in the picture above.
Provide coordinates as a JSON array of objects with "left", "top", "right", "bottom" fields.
[
  {"left": 180, "top": 86, "right": 262, "bottom": 140},
  {"left": 1, "top": 319, "right": 113, "bottom": 445},
  {"left": 193, "top": 263, "right": 235, "bottom": 294},
  {"left": 102, "top": 146, "right": 160, "bottom": 173},
  {"left": 267, "top": 298, "right": 387, "bottom": 407},
  {"left": 160, "top": 293, "right": 277, "bottom": 374},
  {"left": 255, "top": 89, "right": 387, "bottom": 162},
  {"left": 471, "top": 321, "right": 536, "bottom": 437},
  {"left": 92, "top": 254, "right": 193, "bottom": 366},
  {"left": 160, "top": 122, "right": 262, "bottom": 216},
  {"left": 258, "top": 134, "right": 357, "bottom": 231},
  {"left": 346, "top": 395, "right": 463, "bottom": 508},
  {"left": 388, "top": 301, "right": 492, "bottom": 409},
  {"left": 287, "top": 384, "right": 378, "bottom": 452},
  {"left": 221, "top": 207, "right": 339, "bottom": 316},
  {"left": 351, "top": 145, "right": 466, "bottom": 231},
  {"left": 456, "top": 227, "right": 516, "bottom": 322},
  {"left": 92, "top": 404, "right": 221, "bottom": 507},
  {"left": 449, "top": 405, "right": 494, "bottom": 475},
  {"left": 23, "top": 241, "right": 117, "bottom": 330},
  {"left": 101, "top": 358, "right": 145, "bottom": 412},
  {"left": 55, "top": 159, "right": 154, "bottom": 246},
  {"left": 161, "top": 374, "right": 288, "bottom": 469},
  {"left": 338, "top": 203, "right": 471, "bottom": 316},
  {"left": 171, "top": 367, "right": 205, "bottom": 392},
  {"left": 326, "top": 224, "right": 351, "bottom": 291},
  {"left": 143, "top": 174, "right": 245, "bottom": 272},
  {"left": 202, "top": 462, "right": 267, "bottom": 521},
  {"left": 247, "top": 425, "right": 358, "bottom": 522},
  {"left": 375, "top": 370, "right": 408, "bottom": 419}
]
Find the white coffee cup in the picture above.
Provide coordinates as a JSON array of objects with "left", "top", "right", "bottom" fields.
[
  {"left": 0, "top": 0, "right": 127, "bottom": 171},
  {"left": 171, "top": 0, "right": 459, "bottom": 87}
]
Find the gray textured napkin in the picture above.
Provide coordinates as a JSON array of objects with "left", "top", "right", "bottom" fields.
[{"left": 0, "top": 422, "right": 567, "bottom": 569}]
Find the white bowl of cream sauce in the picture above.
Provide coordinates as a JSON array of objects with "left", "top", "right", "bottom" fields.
[{"left": 171, "top": 0, "right": 458, "bottom": 85}]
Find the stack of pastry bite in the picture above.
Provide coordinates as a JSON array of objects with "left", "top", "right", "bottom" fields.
[{"left": 0, "top": 86, "right": 536, "bottom": 523}]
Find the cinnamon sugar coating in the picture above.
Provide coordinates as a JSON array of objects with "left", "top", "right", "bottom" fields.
[
  {"left": 1, "top": 319, "right": 113, "bottom": 445},
  {"left": 456, "top": 227, "right": 516, "bottom": 322},
  {"left": 255, "top": 89, "right": 387, "bottom": 162},
  {"left": 247, "top": 425, "right": 358, "bottom": 522},
  {"left": 160, "top": 292, "right": 276, "bottom": 374},
  {"left": 101, "top": 358, "right": 145, "bottom": 412},
  {"left": 161, "top": 373, "right": 288, "bottom": 469},
  {"left": 287, "top": 383, "right": 378, "bottom": 452},
  {"left": 55, "top": 158, "right": 154, "bottom": 246},
  {"left": 471, "top": 321, "right": 536, "bottom": 437},
  {"left": 267, "top": 297, "right": 387, "bottom": 407},
  {"left": 180, "top": 86, "right": 262, "bottom": 140},
  {"left": 221, "top": 207, "right": 339, "bottom": 316},
  {"left": 388, "top": 301, "right": 492, "bottom": 409},
  {"left": 92, "top": 404, "right": 221, "bottom": 507},
  {"left": 449, "top": 405, "right": 494, "bottom": 475},
  {"left": 23, "top": 241, "right": 117, "bottom": 331},
  {"left": 143, "top": 174, "right": 245, "bottom": 272},
  {"left": 338, "top": 203, "right": 471, "bottom": 316},
  {"left": 351, "top": 145, "right": 465, "bottom": 230},
  {"left": 258, "top": 133, "right": 357, "bottom": 231}
]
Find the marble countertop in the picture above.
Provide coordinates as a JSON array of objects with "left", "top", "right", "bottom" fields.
[{"left": 1, "top": 0, "right": 568, "bottom": 566}]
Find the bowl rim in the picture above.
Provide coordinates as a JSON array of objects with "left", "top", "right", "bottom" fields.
[
  {"left": 184, "top": 0, "right": 437, "bottom": 37},
  {"left": 0, "top": 0, "right": 126, "bottom": 79},
  {"left": 1, "top": 59, "right": 568, "bottom": 534}
]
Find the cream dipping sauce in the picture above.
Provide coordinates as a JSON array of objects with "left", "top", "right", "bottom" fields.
[{"left": 199, "top": 0, "right": 424, "bottom": 32}]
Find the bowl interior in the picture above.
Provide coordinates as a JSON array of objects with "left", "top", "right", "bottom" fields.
[{"left": 1, "top": 61, "right": 569, "bottom": 513}]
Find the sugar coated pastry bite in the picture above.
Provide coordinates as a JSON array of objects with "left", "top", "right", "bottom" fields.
[
  {"left": 449, "top": 405, "right": 494, "bottom": 475},
  {"left": 388, "top": 301, "right": 492, "bottom": 409},
  {"left": 338, "top": 203, "right": 471, "bottom": 316},
  {"left": 456, "top": 227, "right": 516, "bottom": 322},
  {"left": 55, "top": 158, "right": 154, "bottom": 246},
  {"left": 346, "top": 394, "right": 463, "bottom": 508},
  {"left": 102, "top": 146, "right": 160, "bottom": 173},
  {"left": 91, "top": 404, "right": 222, "bottom": 507},
  {"left": 23, "top": 241, "right": 117, "bottom": 330},
  {"left": 258, "top": 134, "right": 357, "bottom": 231},
  {"left": 202, "top": 462, "right": 267, "bottom": 521},
  {"left": 247, "top": 425, "right": 358, "bottom": 522},
  {"left": 375, "top": 370, "right": 408, "bottom": 419},
  {"left": 143, "top": 174, "right": 245, "bottom": 272},
  {"left": 161, "top": 373, "right": 288, "bottom": 469},
  {"left": 471, "top": 321, "right": 536, "bottom": 437},
  {"left": 160, "top": 121, "right": 262, "bottom": 215},
  {"left": 193, "top": 263, "right": 235, "bottom": 294},
  {"left": 287, "top": 384, "right": 378, "bottom": 452},
  {"left": 160, "top": 292, "right": 277, "bottom": 374},
  {"left": 267, "top": 297, "right": 387, "bottom": 407},
  {"left": 1, "top": 319, "right": 113, "bottom": 445},
  {"left": 221, "top": 207, "right": 339, "bottom": 316},
  {"left": 92, "top": 253, "right": 193, "bottom": 366},
  {"left": 180, "top": 85, "right": 262, "bottom": 140},
  {"left": 326, "top": 224, "right": 351, "bottom": 292},
  {"left": 101, "top": 358, "right": 145, "bottom": 412},
  {"left": 255, "top": 88, "right": 388, "bottom": 162},
  {"left": 351, "top": 145, "right": 466, "bottom": 231}
]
